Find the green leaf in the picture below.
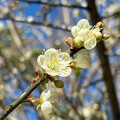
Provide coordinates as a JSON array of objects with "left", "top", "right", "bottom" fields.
[
  {"left": 41, "top": 79, "right": 48, "bottom": 84},
  {"left": 54, "top": 80, "right": 64, "bottom": 88}
]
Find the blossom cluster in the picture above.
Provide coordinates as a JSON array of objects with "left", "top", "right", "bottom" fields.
[
  {"left": 32, "top": 19, "right": 109, "bottom": 119},
  {"left": 37, "top": 87, "right": 60, "bottom": 119},
  {"left": 71, "top": 19, "right": 102, "bottom": 50}
]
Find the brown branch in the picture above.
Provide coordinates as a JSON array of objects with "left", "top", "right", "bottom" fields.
[
  {"left": 19, "top": 0, "right": 88, "bottom": 10},
  {"left": 0, "top": 17, "right": 71, "bottom": 31},
  {"left": 87, "top": 0, "right": 120, "bottom": 120},
  {"left": 102, "top": 11, "right": 120, "bottom": 19},
  {"left": 0, "top": 77, "right": 44, "bottom": 120}
]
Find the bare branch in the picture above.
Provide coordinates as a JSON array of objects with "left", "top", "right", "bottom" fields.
[
  {"left": 19, "top": 0, "right": 88, "bottom": 10},
  {"left": 0, "top": 17, "right": 71, "bottom": 31},
  {"left": 0, "top": 77, "right": 44, "bottom": 120}
]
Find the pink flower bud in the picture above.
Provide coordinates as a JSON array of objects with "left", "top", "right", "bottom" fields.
[{"left": 65, "top": 37, "right": 74, "bottom": 48}]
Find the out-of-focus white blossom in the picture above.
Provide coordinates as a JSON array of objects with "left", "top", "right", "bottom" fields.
[
  {"left": 71, "top": 19, "right": 100, "bottom": 50},
  {"left": 37, "top": 48, "right": 72, "bottom": 77},
  {"left": 39, "top": 87, "right": 60, "bottom": 119},
  {"left": 0, "top": 22, "right": 4, "bottom": 31},
  {"left": 74, "top": 49, "right": 91, "bottom": 69},
  {"left": 27, "top": 16, "right": 34, "bottom": 22}
]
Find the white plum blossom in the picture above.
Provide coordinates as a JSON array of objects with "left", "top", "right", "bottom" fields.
[
  {"left": 37, "top": 48, "right": 72, "bottom": 77},
  {"left": 71, "top": 19, "right": 100, "bottom": 50},
  {"left": 74, "top": 49, "right": 91, "bottom": 69},
  {"left": 39, "top": 87, "right": 60, "bottom": 119}
]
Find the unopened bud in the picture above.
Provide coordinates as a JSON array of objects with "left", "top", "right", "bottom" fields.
[
  {"left": 65, "top": 37, "right": 74, "bottom": 48},
  {"left": 69, "top": 62, "right": 76, "bottom": 70},
  {"left": 94, "top": 32, "right": 102, "bottom": 40},
  {"left": 35, "top": 69, "right": 43, "bottom": 78},
  {"left": 25, "top": 98, "right": 34, "bottom": 103},
  {"left": 95, "top": 22, "right": 104, "bottom": 28},
  {"left": 73, "top": 36, "right": 83, "bottom": 48},
  {"left": 34, "top": 98, "right": 40, "bottom": 104},
  {"left": 103, "top": 34, "right": 110, "bottom": 40}
]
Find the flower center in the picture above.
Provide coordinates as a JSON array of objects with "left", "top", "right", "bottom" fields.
[{"left": 47, "top": 55, "right": 59, "bottom": 70}]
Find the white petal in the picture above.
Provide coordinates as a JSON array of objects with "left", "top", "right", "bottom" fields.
[
  {"left": 84, "top": 36, "right": 96, "bottom": 50},
  {"left": 37, "top": 55, "right": 46, "bottom": 69},
  {"left": 92, "top": 28, "right": 100, "bottom": 33},
  {"left": 44, "top": 48, "right": 58, "bottom": 60},
  {"left": 78, "top": 29, "right": 89, "bottom": 41},
  {"left": 41, "top": 101, "right": 52, "bottom": 119},
  {"left": 59, "top": 52, "right": 71, "bottom": 66},
  {"left": 75, "top": 49, "right": 91, "bottom": 69},
  {"left": 43, "top": 87, "right": 59, "bottom": 101},
  {"left": 77, "top": 19, "right": 90, "bottom": 30},
  {"left": 71, "top": 26, "right": 80, "bottom": 37},
  {"left": 59, "top": 67, "right": 72, "bottom": 77},
  {"left": 42, "top": 90, "right": 51, "bottom": 102},
  {"left": 45, "top": 68, "right": 59, "bottom": 76}
]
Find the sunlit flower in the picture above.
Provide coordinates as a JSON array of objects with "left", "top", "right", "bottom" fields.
[
  {"left": 74, "top": 49, "right": 91, "bottom": 69},
  {"left": 37, "top": 48, "right": 72, "bottom": 77},
  {"left": 71, "top": 19, "right": 100, "bottom": 50},
  {"left": 39, "top": 87, "right": 60, "bottom": 119}
]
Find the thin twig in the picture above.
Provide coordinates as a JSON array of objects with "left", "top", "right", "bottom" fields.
[
  {"left": 0, "top": 77, "right": 44, "bottom": 120},
  {"left": 0, "top": 17, "right": 71, "bottom": 31},
  {"left": 19, "top": 0, "right": 88, "bottom": 10}
]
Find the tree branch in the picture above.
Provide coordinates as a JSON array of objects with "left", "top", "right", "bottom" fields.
[
  {"left": 0, "top": 77, "right": 44, "bottom": 120},
  {"left": 0, "top": 46, "right": 82, "bottom": 119},
  {"left": 19, "top": 0, "right": 88, "bottom": 10},
  {"left": 87, "top": 0, "right": 120, "bottom": 120},
  {"left": 102, "top": 11, "right": 120, "bottom": 19},
  {"left": 0, "top": 17, "right": 71, "bottom": 31}
]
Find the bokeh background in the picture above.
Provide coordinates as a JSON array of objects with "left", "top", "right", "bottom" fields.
[{"left": 0, "top": 0, "right": 120, "bottom": 120}]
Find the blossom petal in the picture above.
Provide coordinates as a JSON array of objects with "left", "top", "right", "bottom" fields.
[
  {"left": 41, "top": 101, "right": 53, "bottom": 119},
  {"left": 59, "top": 52, "right": 71, "bottom": 67},
  {"left": 84, "top": 36, "right": 96, "bottom": 50},
  {"left": 71, "top": 26, "right": 80, "bottom": 37},
  {"left": 78, "top": 29, "right": 89, "bottom": 41},
  {"left": 59, "top": 67, "right": 72, "bottom": 77},
  {"left": 45, "top": 68, "right": 59, "bottom": 76},
  {"left": 44, "top": 48, "right": 58, "bottom": 60},
  {"left": 77, "top": 19, "right": 90, "bottom": 30},
  {"left": 75, "top": 49, "right": 91, "bottom": 69},
  {"left": 43, "top": 87, "right": 59, "bottom": 101},
  {"left": 37, "top": 55, "right": 46, "bottom": 69}
]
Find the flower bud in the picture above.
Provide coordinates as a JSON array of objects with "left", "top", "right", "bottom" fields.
[
  {"left": 95, "top": 21, "right": 104, "bottom": 28},
  {"left": 73, "top": 36, "right": 83, "bottom": 48},
  {"left": 65, "top": 37, "right": 74, "bottom": 48},
  {"left": 103, "top": 34, "right": 110, "bottom": 40},
  {"left": 93, "top": 31, "right": 102, "bottom": 40},
  {"left": 69, "top": 61, "right": 76, "bottom": 70}
]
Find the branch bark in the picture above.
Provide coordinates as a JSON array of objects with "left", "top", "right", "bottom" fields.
[
  {"left": 87, "top": 0, "right": 120, "bottom": 120},
  {"left": 0, "top": 77, "right": 44, "bottom": 120},
  {"left": 19, "top": 0, "right": 88, "bottom": 10},
  {"left": 0, "top": 17, "right": 71, "bottom": 31}
]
